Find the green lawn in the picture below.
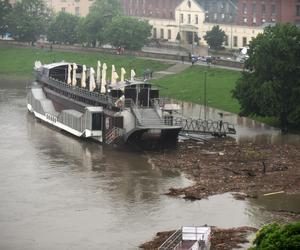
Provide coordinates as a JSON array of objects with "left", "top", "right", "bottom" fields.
[
  {"left": 0, "top": 45, "right": 171, "bottom": 77},
  {"left": 152, "top": 65, "right": 242, "bottom": 114}
]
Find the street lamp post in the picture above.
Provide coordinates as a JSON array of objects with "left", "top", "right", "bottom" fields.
[
  {"left": 228, "top": 0, "right": 238, "bottom": 50},
  {"left": 204, "top": 70, "right": 207, "bottom": 122}
]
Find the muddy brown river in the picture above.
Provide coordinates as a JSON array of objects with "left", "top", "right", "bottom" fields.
[{"left": 0, "top": 77, "right": 299, "bottom": 250}]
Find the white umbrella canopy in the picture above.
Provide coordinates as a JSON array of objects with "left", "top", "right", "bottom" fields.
[
  {"left": 96, "top": 60, "right": 101, "bottom": 85},
  {"left": 111, "top": 65, "right": 119, "bottom": 85},
  {"left": 89, "top": 67, "right": 96, "bottom": 92},
  {"left": 67, "top": 64, "right": 72, "bottom": 85},
  {"left": 101, "top": 63, "right": 107, "bottom": 94},
  {"left": 130, "top": 69, "right": 136, "bottom": 81},
  {"left": 81, "top": 65, "right": 87, "bottom": 88},
  {"left": 72, "top": 63, "right": 78, "bottom": 86},
  {"left": 120, "top": 67, "right": 126, "bottom": 82}
]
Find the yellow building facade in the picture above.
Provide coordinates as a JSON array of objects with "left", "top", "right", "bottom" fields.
[
  {"left": 45, "top": 0, "right": 93, "bottom": 17},
  {"left": 147, "top": 0, "right": 263, "bottom": 49}
]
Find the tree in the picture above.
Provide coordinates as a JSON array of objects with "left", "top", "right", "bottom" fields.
[
  {"left": 104, "top": 16, "right": 152, "bottom": 50},
  {"left": 7, "top": 0, "right": 52, "bottom": 43},
  {"left": 203, "top": 25, "right": 226, "bottom": 50},
  {"left": 0, "top": 0, "right": 12, "bottom": 37},
  {"left": 47, "top": 12, "right": 80, "bottom": 44},
  {"left": 78, "top": 0, "right": 122, "bottom": 46},
  {"left": 250, "top": 222, "right": 300, "bottom": 250},
  {"left": 232, "top": 23, "right": 300, "bottom": 129}
]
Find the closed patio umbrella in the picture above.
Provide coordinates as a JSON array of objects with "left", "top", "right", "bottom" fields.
[
  {"left": 81, "top": 65, "right": 87, "bottom": 88},
  {"left": 101, "top": 63, "right": 107, "bottom": 94}
]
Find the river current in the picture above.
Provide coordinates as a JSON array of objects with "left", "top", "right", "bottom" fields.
[{"left": 0, "top": 77, "right": 299, "bottom": 250}]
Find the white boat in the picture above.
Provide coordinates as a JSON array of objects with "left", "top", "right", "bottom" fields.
[{"left": 27, "top": 61, "right": 182, "bottom": 144}]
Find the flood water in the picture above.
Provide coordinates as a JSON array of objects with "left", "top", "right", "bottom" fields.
[
  {"left": 179, "top": 101, "right": 300, "bottom": 145},
  {"left": 0, "top": 77, "right": 299, "bottom": 250}
]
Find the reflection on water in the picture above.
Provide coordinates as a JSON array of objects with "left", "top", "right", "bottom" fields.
[
  {"left": 178, "top": 101, "right": 300, "bottom": 145},
  {"left": 0, "top": 77, "right": 299, "bottom": 250}
]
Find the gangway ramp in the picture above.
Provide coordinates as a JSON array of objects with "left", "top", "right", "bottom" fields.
[{"left": 174, "top": 117, "right": 236, "bottom": 137}]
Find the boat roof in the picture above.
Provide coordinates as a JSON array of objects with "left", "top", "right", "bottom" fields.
[
  {"left": 109, "top": 80, "right": 154, "bottom": 90},
  {"left": 43, "top": 62, "right": 70, "bottom": 69},
  {"left": 41, "top": 62, "right": 155, "bottom": 88},
  {"left": 86, "top": 107, "right": 103, "bottom": 112}
]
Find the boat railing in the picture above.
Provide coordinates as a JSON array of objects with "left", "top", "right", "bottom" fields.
[
  {"left": 105, "top": 127, "right": 125, "bottom": 144},
  {"left": 47, "top": 77, "right": 117, "bottom": 105},
  {"left": 158, "top": 229, "right": 182, "bottom": 250},
  {"left": 124, "top": 98, "right": 143, "bottom": 125},
  {"left": 151, "top": 99, "right": 164, "bottom": 119},
  {"left": 174, "top": 117, "right": 236, "bottom": 135},
  {"left": 152, "top": 97, "right": 182, "bottom": 108}
]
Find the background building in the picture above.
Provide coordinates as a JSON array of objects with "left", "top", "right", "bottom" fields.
[
  {"left": 236, "top": 0, "right": 300, "bottom": 26},
  {"left": 121, "top": 0, "right": 182, "bottom": 19},
  {"left": 122, "top": 0, "right": 300, "bottom": 26},
  {"left": 147, "top": 0, "right": 263, "bottom": 50},
  {"left": 46, "top": 0, "right": 94, "bottom": 17}
]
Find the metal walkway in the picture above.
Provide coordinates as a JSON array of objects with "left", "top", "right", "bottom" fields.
[{"left": 174, "top": 117, "right": 236, "bottom": 137}]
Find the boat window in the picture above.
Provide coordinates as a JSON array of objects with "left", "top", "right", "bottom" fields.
[
  {"left": 49, "top": 65, "right": 68, "bottom": 82},
  {"left": 92, "top": 113, "right": 102, "bottom": 130}
]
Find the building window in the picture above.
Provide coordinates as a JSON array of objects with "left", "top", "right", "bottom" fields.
[
  {"left": 252, "top": 3, "right": 256, "bottom": 14},
  {"left": 242, "top": 37, "right": 247, "bottom": 46},
  {"left": 75, "top": 7, "right": 80, "bottom": 16},
  {"left": 297, "top": 5, "right": 300, "bottom": 16},
  {"left": 262, "top": 4, "right": 266, "bottom": 14},
  {"left": 188, "top": 14, "right": 191, "bottom": 24},
  {"left": 180, "top": 14, "right": 183, "bottom": 23},
  {"left": 243, "top": 3, "right": 247, "bottom": 14},
  {"left": 61, "top": 7, "right": 66, "bottom": 12},
  {"left": 224, "top": 35, "right": 228, "bottom": 46},
  {"left": 262, "top": 18, "right": 266, "bottom": 23},
  {"left": 75, "top": 0, "right": 80, "bottom": 2},
  {"left": 253, "top": 17, "right": 256, "bottom": 24},
  {"left": 160, "top": 29, "right": 164, "bottom": 39},
  {"left": 233, "top": 36, "right": 238, "bottom": 47},
  {"left": 153, "top": 28, "right": 157, "bottom": 39},
  {"left": 271, "top": 4, "right": 276, "bottom": 15},
  {"left": 168, "top": 29, "right": 171, "bottom": 39},
  {"left": 170, "top": 11, "right": 173, "bottom": 18},
  {"left": 195, "top": 15, "right": 198, "bottom": 24},
  {"left": 243, "top": 17, "right": 247, "bottom": 23}
]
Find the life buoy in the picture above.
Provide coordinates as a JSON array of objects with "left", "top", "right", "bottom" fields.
[{"left": 116, "top": 100, "right": 123, "bottom": 108}]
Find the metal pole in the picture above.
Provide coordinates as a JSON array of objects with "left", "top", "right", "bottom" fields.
[
  {"left": 204, "top": 71, "right": 207, "bottom": 121},
  {"left": 231, "top": 25, "right": 233, "bottom": 50},
  {"left": 192, "top": 32, "right": 194, "bottom": 55}
]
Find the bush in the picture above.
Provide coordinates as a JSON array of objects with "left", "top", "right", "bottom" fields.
[{"left": 250, "top": 221, "right": 300, "bottom": 250}]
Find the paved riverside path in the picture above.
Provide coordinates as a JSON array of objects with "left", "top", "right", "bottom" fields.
[{"left": 152, "top": 63, "right": 191, "bottom": 79}]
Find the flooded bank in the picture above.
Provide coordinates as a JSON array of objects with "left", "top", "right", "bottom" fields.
[
  {"left": 253, "top": 193, "right": 300, "bottom": 214},
  {"left": 0, "top": 76, "right": 299, "bottom": 249},
  {"left": 178, "top": 101, "right": 300, "bottom": 145}
]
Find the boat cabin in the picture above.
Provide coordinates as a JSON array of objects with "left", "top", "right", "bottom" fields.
[
  {"left": 110, "top": 81, "right": 159, "bottom": 107},
  {"left": 37, "top": 62, "right": 159, "bottom": 108}
]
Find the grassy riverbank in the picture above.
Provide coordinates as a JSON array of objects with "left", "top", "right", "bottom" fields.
[
  {"left": 152, "top": 66, "right": 280, "bottom": 126},
  {"left": 0, "top": 45, "right": 171, "bottom": 77},
  {"left": 152, "top": 65, "right": 241, "bottom": 114},
  {"left": 0, "top": 44, "right": 279, "bottom": 126}
]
